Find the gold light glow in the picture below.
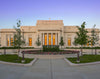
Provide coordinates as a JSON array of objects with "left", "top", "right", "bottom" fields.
[
  {"left": 68, "top": 38, "right": 71, "bottom": 46},
  {"left": 29, "top": 38, "right": 32, "bottom": 46},
  {"left": 49, "top": 34, "right": 51, "bottom": 45},
  {"left": 44, "top": 34, "right": 47, "bottom": 45},
  {"left": 7, "top": 38, "right": 9, "bottom": 46},
  {"left": 53, "top": 34, "right": 55, "bottom": 45}
]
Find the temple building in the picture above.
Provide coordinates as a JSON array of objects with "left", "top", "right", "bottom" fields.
[{"left": 0, "top": 20, "right": 100, "bottom": 48}]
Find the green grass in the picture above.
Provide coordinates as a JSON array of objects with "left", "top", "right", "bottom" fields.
[
  {"left": 0, "top": 54, "right": 33, "bottom": 64},
  {"left": 67, "top": 54, "right": 100, "bottom": 64}
]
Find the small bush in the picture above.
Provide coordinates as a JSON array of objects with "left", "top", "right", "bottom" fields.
[{"left": 0, "top": 47, "right": 34, "bottom": 49}]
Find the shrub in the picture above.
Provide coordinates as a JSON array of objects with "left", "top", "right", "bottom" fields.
[
  {"left": 66, "top": 47, "right": 100, "bottom": 49},
  {"left": 43, "top": 45, "right": 60, "bottom": 52},
  {"left": 0, "top": 47, "right": 34, "bottom": 49}
]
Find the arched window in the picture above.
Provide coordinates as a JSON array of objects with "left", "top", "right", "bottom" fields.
[{"left": 29, "top": 38, "right": 32, "bottom": 46}]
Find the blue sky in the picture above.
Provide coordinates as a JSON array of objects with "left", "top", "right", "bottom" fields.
[{"left": 0, "top": 0, "right": 100, "bottom": 29}]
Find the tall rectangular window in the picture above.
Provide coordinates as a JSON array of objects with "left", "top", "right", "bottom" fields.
[
  {"left": 10, "top": 38, "right": 13, "bottom": 46},
  {"left": 49, "top": 34, "right": 51, "bottom": 45},
  {"left": 7, "top": 38, "right": 9, "bottom": 46},
  {"left": 68, "top": 38, "right": 71, "bottom": 46},
  {"left": 44, "top": 34, "right": 47, "bottom": 45},
  {"left": 29, "top": 38, "right": 32, "bottom": 46},
  {"left": 53, "top": 34, "right": 55, "bottom": 45}
]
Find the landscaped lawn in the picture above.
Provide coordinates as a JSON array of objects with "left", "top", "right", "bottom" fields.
[
  {"left": 67, "top": 54, "right": 100, "bottom": 64},
  {"left": 0, "top": 54, "right": 33, "bottom": 64}
]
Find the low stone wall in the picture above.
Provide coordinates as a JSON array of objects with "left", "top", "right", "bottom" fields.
[
  {"left": 0, "top": 49, "right": 100, "bottom": 54},
  {"left": 0, "top": 49, "right": 40, "bottom": 54},
  {"left": 65, "top": 49, "right": 100, "bottom": 54}
]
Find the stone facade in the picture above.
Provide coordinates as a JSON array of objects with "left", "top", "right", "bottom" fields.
[
  {"left": 0, "top": 20, "right": 100, "bottom": 48},
  {"left": 0, "top": 30, "right": 1, "bottom": 46}
]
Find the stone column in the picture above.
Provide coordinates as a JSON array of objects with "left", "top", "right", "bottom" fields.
[
  {"left": 43, "top": 33, "right": 44, "bottom": 45},
  {"left": 57, "top": 33, "right": 58, "bottom": 45},
  {"left": 56, "top": 33, "right": 58, "bottom": 45},
  {"left": 55, "top": 33, "right": 57, "bottom": 45},
  {"left": 58, "top": 33, "right": 60, "bottom": 45},
  {"left": 6, "top": 35, "right": 7, "bottom": 46},
  {"left": 39, "top": 33, "right": 41, "bottom": 43},
  {"left": 41, "top": 33, "right": 42, "bottom": 45},
  {"left": 47, "top": 33, "right": 48, "bottom": 45},
  {"left": 26, "top": 35, "right": 28, "bottom": 46},
  {"left": 9, "top": 35, "right": 11, "bottom": 46}
]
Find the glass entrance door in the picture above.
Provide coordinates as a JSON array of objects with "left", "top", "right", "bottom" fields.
[
  {"left": 49, "top": 34, "right": 51, "bottom": 45},
  {"left": 53, "top": 33, "right": 55, "bottom": 45}
]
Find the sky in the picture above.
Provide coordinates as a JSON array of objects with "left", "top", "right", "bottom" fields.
[{"left": 0, "top": 0, "right": 100, "bottom": 29}]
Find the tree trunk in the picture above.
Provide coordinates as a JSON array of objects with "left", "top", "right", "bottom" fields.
[
  {"left": 91, "top": 46, "right": 93, "bottom": 55},
  {"left": 95, "top": 48, "right": 97, "bottom": 55},
  {"left": 4, "top": 49, "right": 6, "bottom": 55},
  {"left": 18, "top": 48, "right": 20, "bottom": 60},
  {"left": 80, "top": 45, "right": 83, "bottom": 56}
]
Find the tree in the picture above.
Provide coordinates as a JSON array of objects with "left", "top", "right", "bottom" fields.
[
  {"left": 36, "top": 35, "right": 41, "bottom": 48},
  {"left": 2, "top": 47, "right": 6, "bottom": 55},
  {"left": 59, "top": 36, "right": 64, "bottom": 49},
  {"left": 13, "top": 20, "right": 25, "bottom": 59},
  {"left": 74, "top": 22, "right": 88, "bottom": 55},
  {"left": 90, "top": 24, "right": 99, "bottom": 55},
  {"left": 73, "top": 37, "right": 78, "bottom": 47}
]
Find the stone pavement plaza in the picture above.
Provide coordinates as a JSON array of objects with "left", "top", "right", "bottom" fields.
[{"left": 0, "top": 55, "right": 100, "bottom": 79}]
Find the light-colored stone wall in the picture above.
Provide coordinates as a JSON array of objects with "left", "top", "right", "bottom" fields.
[
  {"left": 0, "top": 20, "right": 100, "bottom": 48},
  {"left": 0, "top": 49, "right": 100, "bottom": 54},
  {"left": 0, "top": 30, "right": 1, "bottom": 46},
  {"left": 0, "top": 29, "right": 15, "bottom": 47}
]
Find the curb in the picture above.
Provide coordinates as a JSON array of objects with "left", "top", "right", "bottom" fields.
[
  {"left": 64, "top": 58, "right": 100, "bottom": 66},
  {"left": 0, "top": 58, "right": 37, "bottom": 66}
]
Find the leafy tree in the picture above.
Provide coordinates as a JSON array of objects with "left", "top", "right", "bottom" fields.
[
  {"left": 90, "top": 24, "right": 99, "bottom": 55},
  {"left": 13, "top": 20, "right": 25, "bottom": 59},
  {"left": 59, "top": 36, "right": 64, "bottom": 49},
  {"left": 36, "top": 35, "right": 41, "bottom": 48},
  {"left": 74, "top": 22, "right": 88, "bottom": 55},
  {"left": 73, "top": 37, "right": 78, "bottom": 47}
]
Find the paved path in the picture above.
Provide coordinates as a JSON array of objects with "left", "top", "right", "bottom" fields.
[{"left": 0, "top": 56, "right": 100, "bottom": 79}]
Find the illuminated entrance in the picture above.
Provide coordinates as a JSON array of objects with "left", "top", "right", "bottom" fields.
[
  {"left": 53, "top": 33, "right": 55, "bottom": 45},
  {"left": 49, "top": 34, "right": 51, "bottom": 45},
  {"left": 44, "top": 33, "right": 47, "bottom": 45},
  {"left": 44, "top": 33, "right": 56, "bottom": 45}
]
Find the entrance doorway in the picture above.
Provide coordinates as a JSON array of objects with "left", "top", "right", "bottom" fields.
[{"left": 44, "top": 33, "right": 55, "bottom": 45}]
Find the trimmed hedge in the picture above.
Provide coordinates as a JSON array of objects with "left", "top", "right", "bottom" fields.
[
  {"left": 43, "top": 45, "right": 60, "bottom": 52},
  {"left": 0, "top": 47, "right": 34, "bottom": 49},
  {"left": 66, "top": 47, "right": 100, "bottom": 49}
]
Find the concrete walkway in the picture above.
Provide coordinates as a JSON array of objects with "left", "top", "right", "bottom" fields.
[{"left": 0, "top": 56, "right": 100, "bottom": 79}]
